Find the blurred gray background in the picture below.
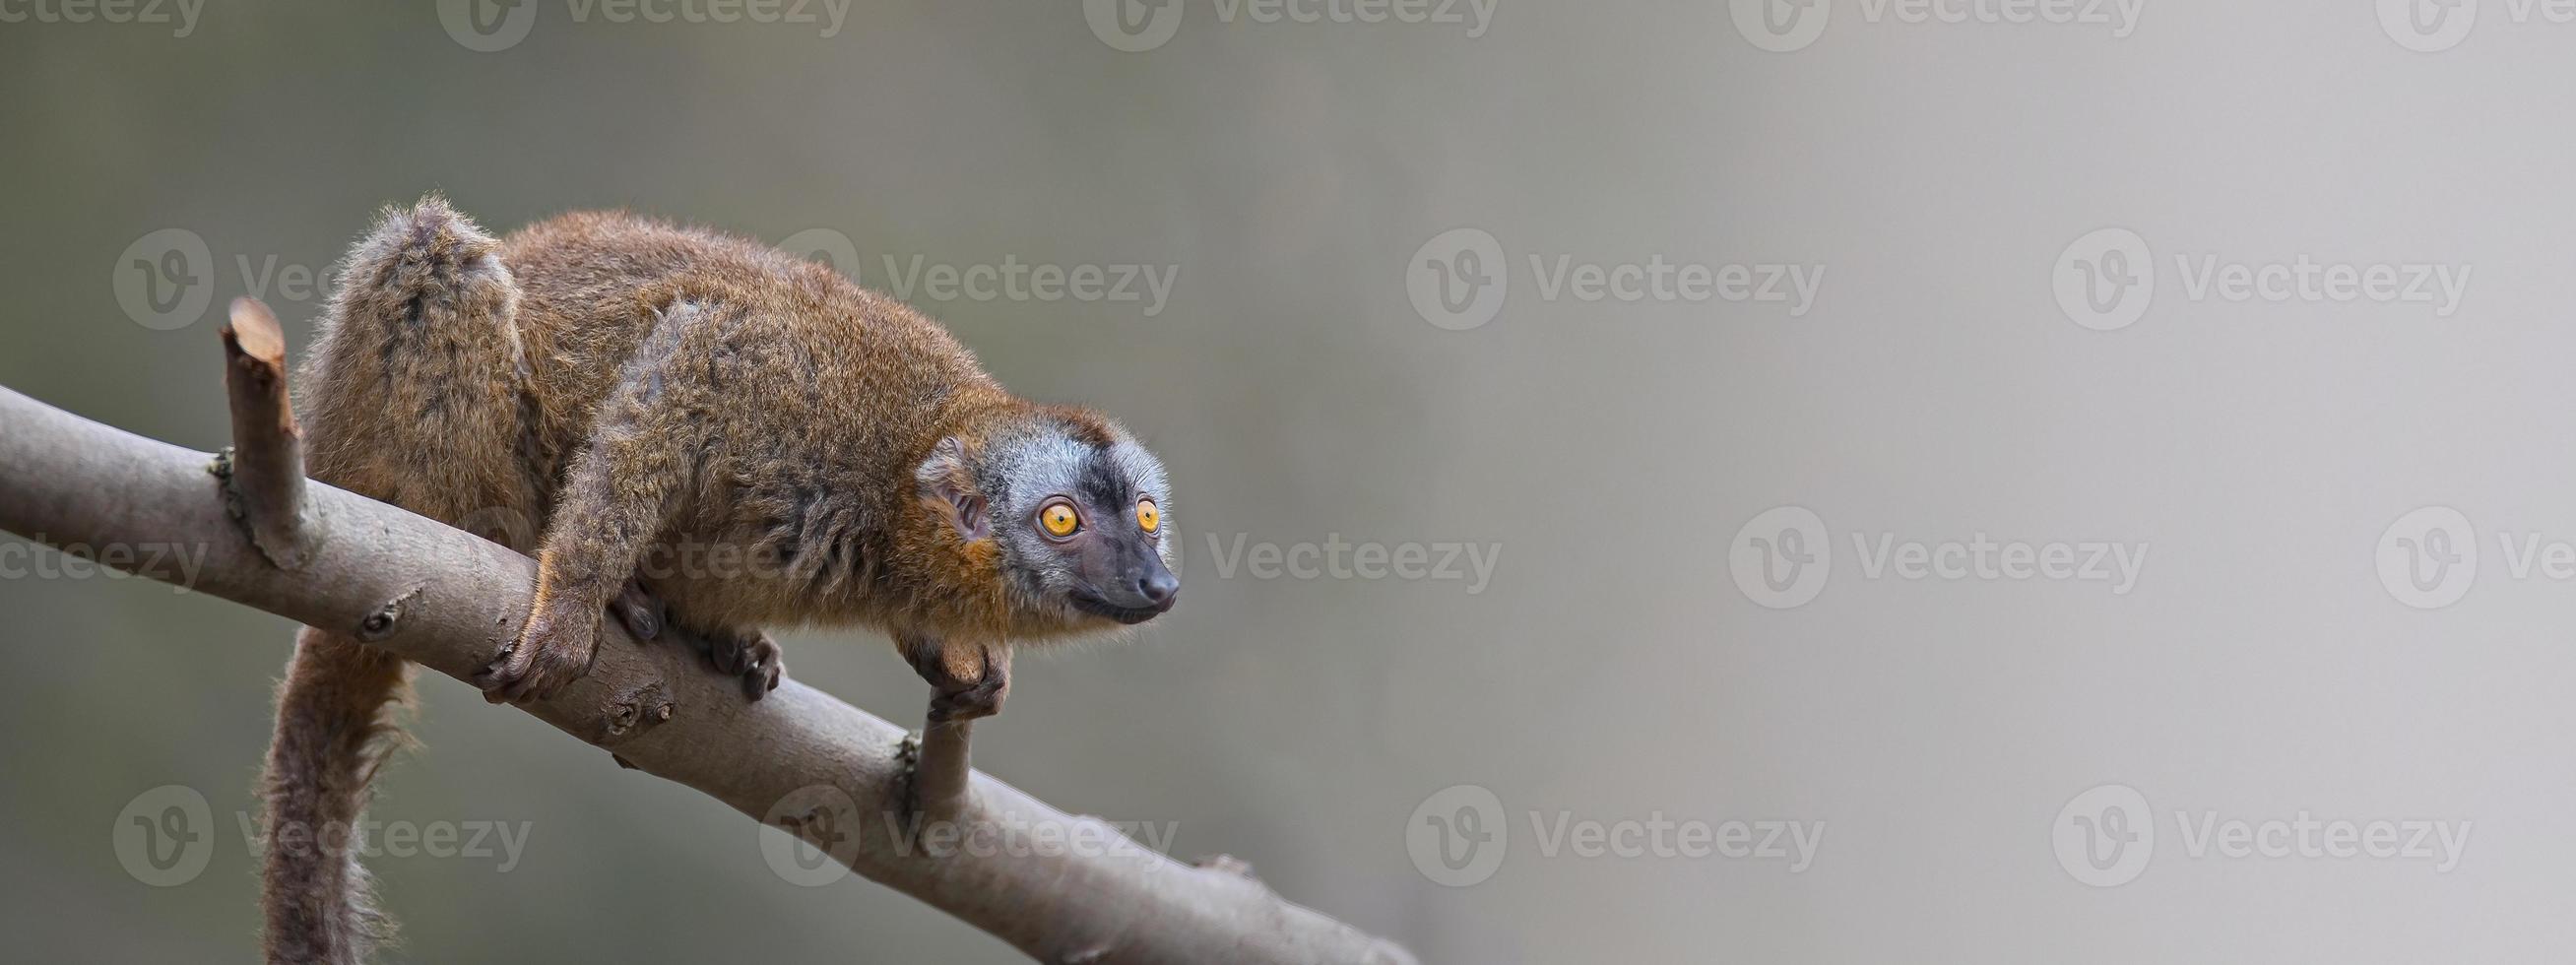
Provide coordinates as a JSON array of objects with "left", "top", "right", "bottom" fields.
[{"left": 3, "top": 0, "right": 2569, "bottom": 961}]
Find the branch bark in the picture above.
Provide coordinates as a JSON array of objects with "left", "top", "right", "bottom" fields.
[
  {"left": 216, "top": 296, "right": 312, "bottom": 570},
  {"left": 910, "top": 716, "right": 976, "bottom": 825},
  {"left": 0, "top": 378, "right": 1416, "bottom": 965}
]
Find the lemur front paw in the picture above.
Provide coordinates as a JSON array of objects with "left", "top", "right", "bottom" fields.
[
  {"left": 477, "top": 595, "right": 602, "bottom": 704},
  {"left": 705, "top": 627, "right": 785, "bottom": 701},
  {"left": 908, "top": 638, "right": 1011, "bottom": 723}
]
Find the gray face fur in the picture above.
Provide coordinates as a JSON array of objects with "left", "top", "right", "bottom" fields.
[{"left": 930, "top": 418, "right": 1178, "bottom": 625}]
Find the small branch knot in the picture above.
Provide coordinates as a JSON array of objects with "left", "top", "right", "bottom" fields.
[
  {"left": 601, "top": 680, "right": 675, "bottom": 741},
  {"left": 896, "top": 731, "right": 924, "bottom": 777},
  {"left": 354, "top": 586, "right": 421, "bottom": 643},
  {"left": 207, "top": 448, "right": 243, "bottom": 516}
]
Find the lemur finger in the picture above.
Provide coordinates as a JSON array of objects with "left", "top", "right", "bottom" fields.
[
  {"left": 474, "top": 643, "right": 532, "bottom": 704},
  {"left": 707, "top": 631, "right": 747, "bottom": 676},
  {"left": 740, "top": 634, "right": 785, "bottom": 700}
]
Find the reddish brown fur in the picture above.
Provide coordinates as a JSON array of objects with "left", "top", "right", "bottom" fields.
[
  {"left": 260, "top": 197, "right": 1143, "bottom": 963},
  {"left": 490, "top": 209, "right": 1111, "bottom": 644}
]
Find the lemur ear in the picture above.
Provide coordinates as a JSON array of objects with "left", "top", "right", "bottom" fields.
[{"left": 916, "top": 436, "right": 991, "bottom": 541}]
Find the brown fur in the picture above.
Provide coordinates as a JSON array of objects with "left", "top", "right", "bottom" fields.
[{"left": 260, "top": 196, "right": 1157, "bottom": 963}]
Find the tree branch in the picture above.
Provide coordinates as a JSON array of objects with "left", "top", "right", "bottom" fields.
[
  {"left": 912, "top": 717, "right": 976, "bottom": 823},
  {"left": 215, "top": 296, "right": 312, "bottom": 570},
  {"left": 0, "top": 375, "right": 1416, "bottom": 964}
]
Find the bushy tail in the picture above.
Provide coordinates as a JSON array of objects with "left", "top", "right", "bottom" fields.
[
  {"left": 261, "top": 196, "right": 535, "bottom": 964},
  {"left": 260, "top": 628, "right": 413, "bottom": 965}
]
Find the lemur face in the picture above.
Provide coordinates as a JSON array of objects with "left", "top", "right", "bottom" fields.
[{"left": 922, "top": 419, "right": 1178, "bottom": 627}]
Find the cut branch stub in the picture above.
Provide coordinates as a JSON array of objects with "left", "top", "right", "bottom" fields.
[
  {"left": 908, "top": 716, "right": 975, "bottom": 830},
  {"left": 219, "top": 296, "right": 313, "bottom": 569}
]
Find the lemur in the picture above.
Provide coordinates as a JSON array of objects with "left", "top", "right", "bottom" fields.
[{"left": 260, "top": 196, "right": 1179, "bottom": 964}]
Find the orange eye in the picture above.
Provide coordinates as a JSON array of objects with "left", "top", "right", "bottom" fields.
[
  {"left": 1041, "top": 501, "right": 1081, "bottom": 538},
  {"left": 1136, "top": 498, "right": 1160, "bottom": 534}
]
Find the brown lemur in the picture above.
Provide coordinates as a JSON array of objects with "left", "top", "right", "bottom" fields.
[{"left": 259, "top": 196, "right": 1179, "bottom": 964}]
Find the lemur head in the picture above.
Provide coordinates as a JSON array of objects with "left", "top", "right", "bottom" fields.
[{"left": 916, "top": 407, "right": 1178, "bottom": 633}]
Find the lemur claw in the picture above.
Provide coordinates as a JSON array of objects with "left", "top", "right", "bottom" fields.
[
  {"left": 610, "top": 580, "right": 782, "bottom": 701},
  {"left": 704, "top": 626, "right": 785, "bottom": 701},
  {"left": 476, "top": 597, "right": 600, "bottom": 704}
]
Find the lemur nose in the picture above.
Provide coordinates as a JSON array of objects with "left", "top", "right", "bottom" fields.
[{"left": 1137, "top": 570, "right": 1179, "bottom": 607}]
